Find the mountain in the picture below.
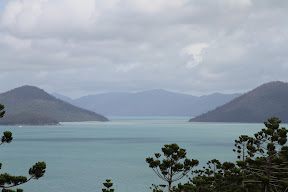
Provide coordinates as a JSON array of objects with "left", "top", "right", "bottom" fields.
[
  {"left": 51, "top": 92, "right": 73, "bottom": 103},
  {"left": 0, "top": 112, "right": 59, "bottom": 126},
  {"left": 53, "top": 89, "right": 241, "bottom": 116},
  {"left": 0, "top": 85, "right": 108, "bottom": 125},
  {"left": 189, "top": 81, "right": 288, "bottom": 123}
]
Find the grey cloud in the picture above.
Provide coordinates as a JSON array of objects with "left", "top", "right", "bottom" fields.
[{"left": 0, "top": 0, "right": 288, "bottom": 97}]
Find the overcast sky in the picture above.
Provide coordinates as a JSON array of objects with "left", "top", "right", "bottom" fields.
[{"left": 0, "top": 0, "right": 288, "bottom": 98}]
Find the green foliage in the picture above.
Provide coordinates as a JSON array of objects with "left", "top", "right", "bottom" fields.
[
  {"left": 190, "top": 81, "right": 288, "bottom": 123},
  {"left": 0, "top": 112, "right": 59, "bottom": 126},
  {"left": 172, "top": 182, "right": 196, "bottom": 192},
  {"left": 233, "top": 135, "right": 256, "bottom": 161},
  {"left": 1, "top": 132, "right": 13, "bottom": 145},
  {"left": 0, "top": 173, "right": 27, "bottom": 187},
  {"left": 102, "top": 179, "right": 114, "bottom": 192},
  {"left": 0, "top": 104, "right": 46, "bottom": 192},
  {"left": 149, "top": 184, "right": 169, "bottom": 192},
  {"left": 182, "top": 159, "right": 245, "bottom": 192},
  {"left": 234, "top": 117, "right": 288, "bottom": 192},
  {"left": 0, "top": 104, "right": 5, "bottom": 118},
  {"left": 2, "top": 189, "right": 23, "bottom": 192},
  {"left": 28, "top": 162, "right": 46, "bottom": 179},
  {"left": 146, "top": 143, "right": 199, "bottom": 192}
]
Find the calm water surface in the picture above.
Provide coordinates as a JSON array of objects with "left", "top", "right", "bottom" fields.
[{"left": 0, "top": 117, "right": 273, "bottom": 192}]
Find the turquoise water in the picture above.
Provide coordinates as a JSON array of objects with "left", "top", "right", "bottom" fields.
[{"left": 0, "top": 117, "right": 271, "bottom": 192}]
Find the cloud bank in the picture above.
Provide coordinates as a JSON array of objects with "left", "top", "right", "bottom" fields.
[{"left": 0, "top": 0, "right": 288, "bottom": 97}]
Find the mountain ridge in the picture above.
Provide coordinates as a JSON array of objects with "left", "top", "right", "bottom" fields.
[
  {"left": 189, "top": 81, "right": 288, "bottom": 123},
  {"left": 52, "top": 89, "right": 241, "bottom": 117},
  {"left": 0, "top": 85, "right": 108, "bottom": 125}
]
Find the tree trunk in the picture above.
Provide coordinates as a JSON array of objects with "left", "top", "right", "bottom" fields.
[{"left": 266, "top": 156, "right": 272, "bottom": 192}]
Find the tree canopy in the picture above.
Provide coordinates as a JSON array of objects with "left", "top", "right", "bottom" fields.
[{"left": 146, "top": 143, "right": 199, "bottom": 192}]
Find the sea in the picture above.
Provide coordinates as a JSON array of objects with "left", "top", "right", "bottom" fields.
[{"left": 0, "top": 116, "right": 274, "bottom": 192}]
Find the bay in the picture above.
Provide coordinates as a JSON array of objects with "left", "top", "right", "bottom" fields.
[{"left": 0, "top": 117, "right": 273, "bottom": 192}]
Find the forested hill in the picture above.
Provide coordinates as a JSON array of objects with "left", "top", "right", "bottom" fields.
[
  {"left": 0, "top": 85, "right": 108, "bottom": 125},
  {"left": 189, "top": 81, "right": 288, "bottom": 123}
]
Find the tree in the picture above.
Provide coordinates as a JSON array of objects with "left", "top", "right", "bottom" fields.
[
  {"left": 173, "top": 159, "right": 245, "bottom": 192},
  {"left": 102, "top": 179, "right": 114, "bottom": 192},
  {"left": 235, "top": 117, "right": 288, "bottom": 192},
  {"left": 146, "top": 143, "right": 199, "bottom": 192},
  {"left": 233, "top": 135, "right": 256, "bottom": 162},
  {"left": 0, "top": 104, "right": 46, "bottom": 192},
  {"left": 0, "top": 131, "right": 13, "bottom": 146}
]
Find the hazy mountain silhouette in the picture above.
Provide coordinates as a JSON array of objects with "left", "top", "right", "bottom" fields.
[
  {"left": 190, "top": 81, "right": 288, "bottom": 123},
  {"left": 50, "top": 92, "right": 74, "bottom": 103},
  {"left": 52, "top": 89, "right": 241, "bottom": 116},
  {"left": 0, "top": 85, "right": 108, "bottom": 125}
]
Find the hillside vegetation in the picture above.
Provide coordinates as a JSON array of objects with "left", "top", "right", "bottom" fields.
[
  {"left": 190, "top": 81, "right": 288, "bottom": 123},
  {"left": 0, "top": 85, "right": 108, "bottom": 125}
]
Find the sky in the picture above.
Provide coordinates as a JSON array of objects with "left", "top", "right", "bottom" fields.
[{"left": 0, "top": 0, "right": 288, "bottom": 98}]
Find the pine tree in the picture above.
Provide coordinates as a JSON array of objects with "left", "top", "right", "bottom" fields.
[
  {"left": 102, "top": 179, "right": 114, "bottom": 192},
  {"left": 235, "top": 117, "right": 288, "bottom": 192},
  {"left": 146, "top": 143, "right": 198, "bottom": 192},
  {"left": 178, "top": 159, "right": 245, "bottom": 192}
]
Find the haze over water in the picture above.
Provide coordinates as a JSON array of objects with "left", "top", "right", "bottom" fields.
[{"left": 0, "top": 117, "right": 273, "bottom": 192}]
